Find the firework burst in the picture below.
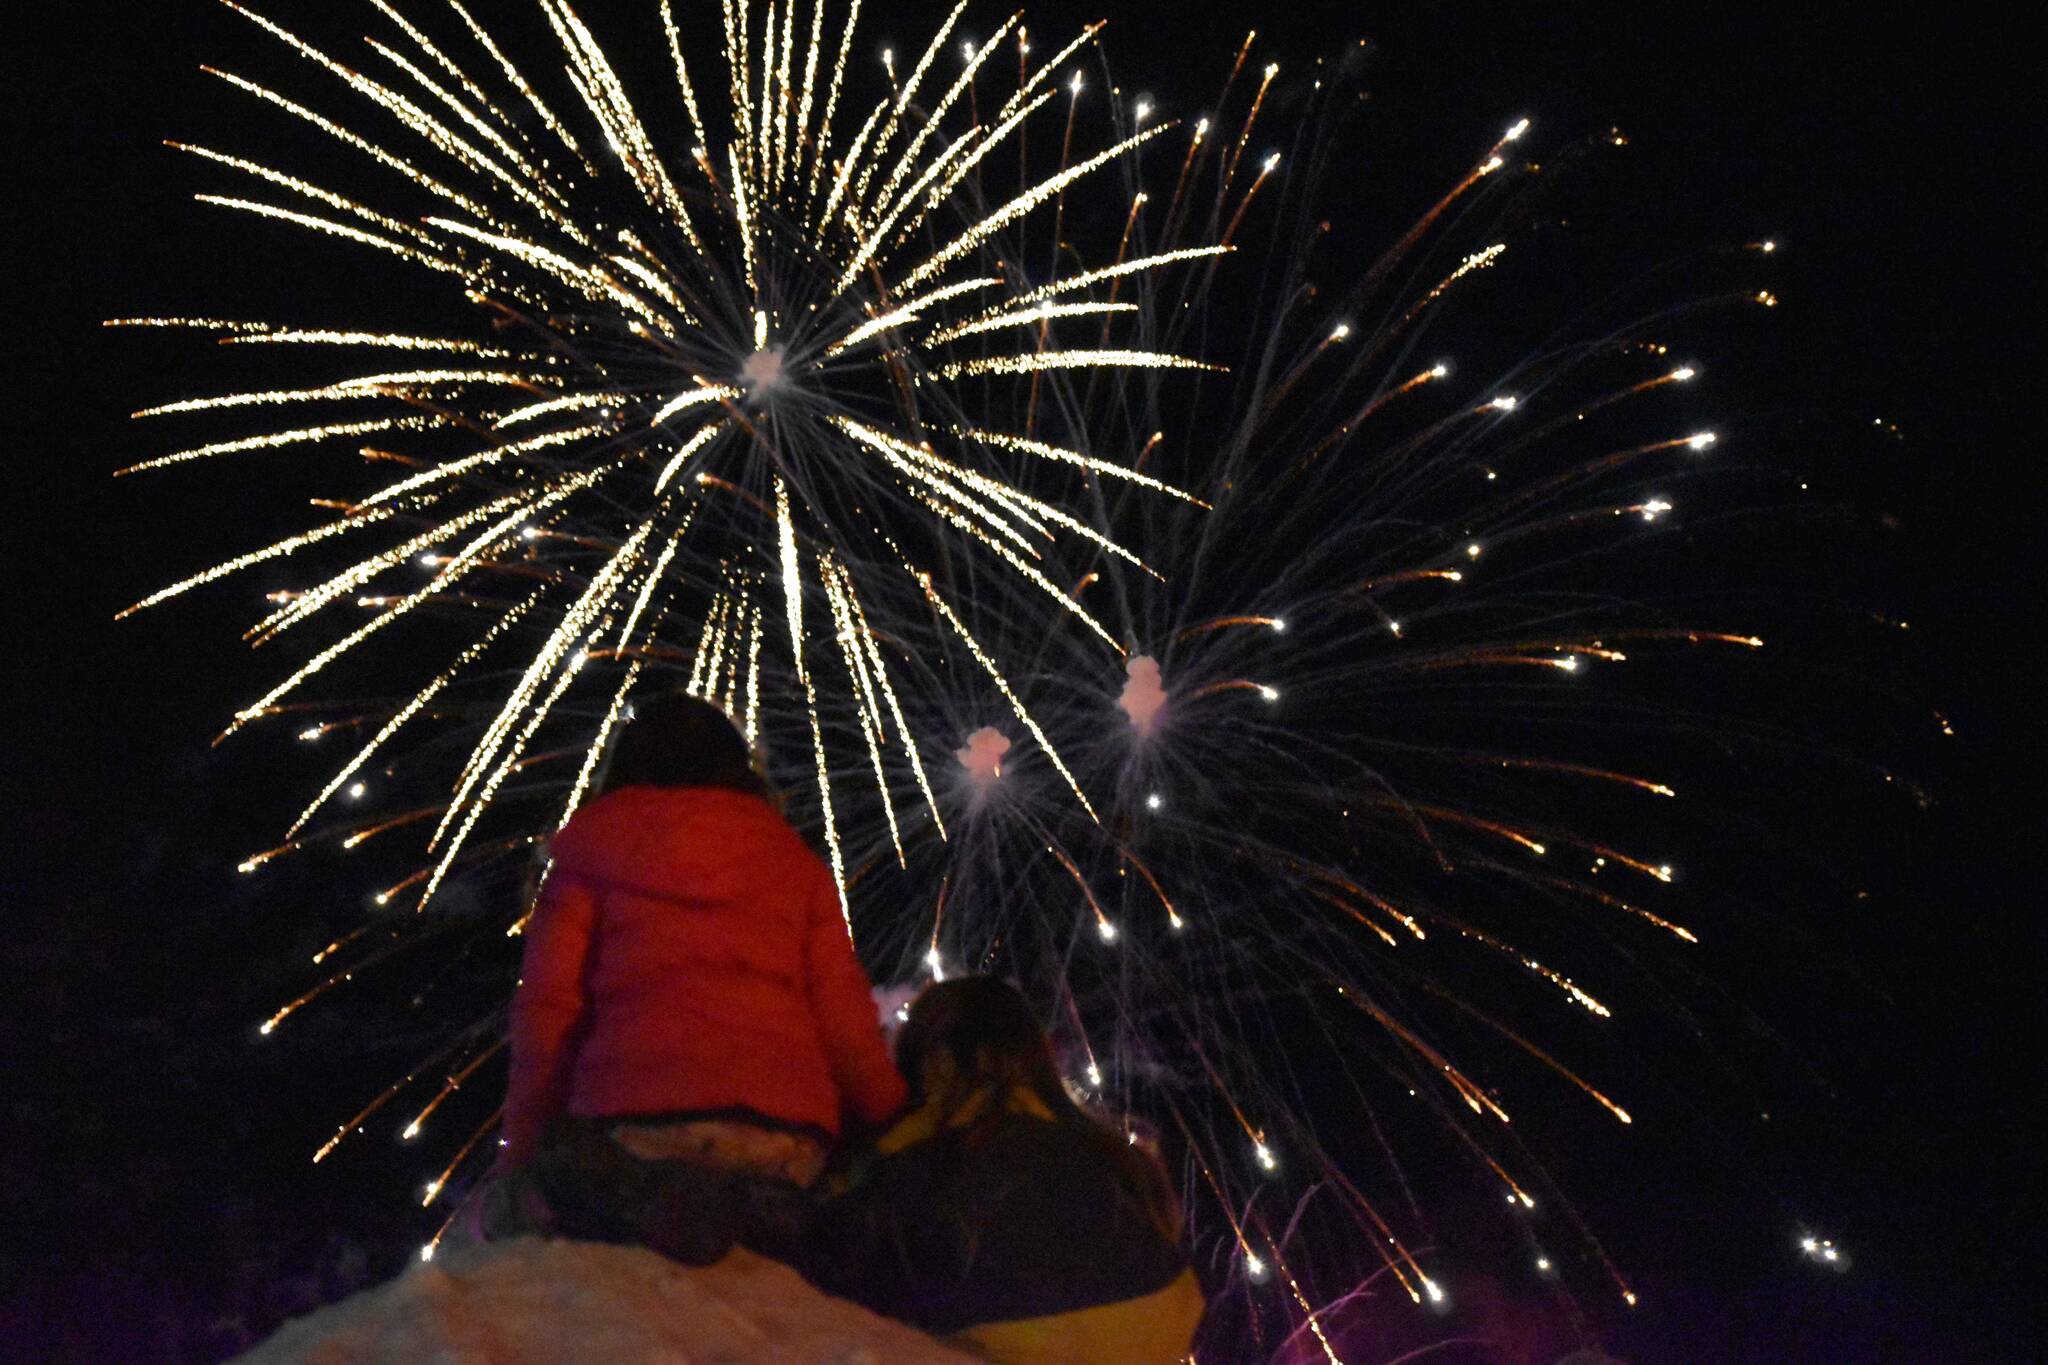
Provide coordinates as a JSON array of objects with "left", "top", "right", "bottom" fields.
[
  {"left": 117, "top": 0, "right": 1787, "bottom": 1347},
  {"left": 119, "top": 0, "right": 1227, "bottom": 919}
]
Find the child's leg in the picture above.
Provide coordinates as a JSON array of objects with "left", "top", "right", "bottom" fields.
[{"left": 607, "top": 1119, "right": 827, "bottom": 1264}]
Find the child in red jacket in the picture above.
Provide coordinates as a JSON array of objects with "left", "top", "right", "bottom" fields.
[{"left": 488, "top": 694, "right": 906, "bottom": 1262}]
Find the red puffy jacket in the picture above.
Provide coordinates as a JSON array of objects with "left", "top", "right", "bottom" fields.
[{"left": 502, "top": 785, "right": 907, "bottom": 1164}]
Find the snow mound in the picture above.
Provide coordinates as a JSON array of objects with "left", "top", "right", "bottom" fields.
[{"left": 234, "top": 1238, "right": 980, "bottom": 1365}]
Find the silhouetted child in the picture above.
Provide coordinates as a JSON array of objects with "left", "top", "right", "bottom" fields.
[
  {"left": 803, "top": 977, "right": 1205, "bottom": 1363},
  {"left": 485, "top": 694, "right": 905, "bottom": 1264}
]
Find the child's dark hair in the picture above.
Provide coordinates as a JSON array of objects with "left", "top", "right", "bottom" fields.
[
  {"left": 599, "top": 692, "right": 768, "bottom": 798},
  {"left": 895, "top": 976, "right": 1182, "bottom": 1240}
]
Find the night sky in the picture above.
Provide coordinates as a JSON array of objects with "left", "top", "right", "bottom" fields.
[{"left": 9, "top": 2, "right": 2039, "bottom": 1361}]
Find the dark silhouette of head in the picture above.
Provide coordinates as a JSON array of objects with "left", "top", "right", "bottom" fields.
[
  {"left": 896, "top": 975, "right": 1182, "bottom": 1238},
  {"left": 599, "top": 692, "right": 767, "bottom": 798},
  {"left": 895, "top": 976, "right": 1076, "bottom": 1119}
]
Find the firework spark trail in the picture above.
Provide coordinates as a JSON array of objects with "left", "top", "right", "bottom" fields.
[{"left": 118, "top": 0, "right": 1795, "bottom": 1342}]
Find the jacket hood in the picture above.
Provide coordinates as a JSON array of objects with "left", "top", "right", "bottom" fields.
[{"left": 547, "top": 786, "right": 805, "bottom": 904}]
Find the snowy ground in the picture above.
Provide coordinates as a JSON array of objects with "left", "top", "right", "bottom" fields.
[{"left": 233, "top": 1238, "right": 980, "bottom": 1365}]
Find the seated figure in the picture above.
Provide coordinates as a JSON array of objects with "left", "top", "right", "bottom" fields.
[
  {"left": 486, "top": 693, "right": 906, "bottom": 1264},
  {"left": 803, "top": 977, "right": 1206, "bottom": 1364}
]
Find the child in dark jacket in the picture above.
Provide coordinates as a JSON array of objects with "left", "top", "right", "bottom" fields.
[
  {"left": 486, "top": 694, "right": 906, "bottom": 1263},
  {"left": 801, "top": 977, "right": 1205, "bottom": 1364}
]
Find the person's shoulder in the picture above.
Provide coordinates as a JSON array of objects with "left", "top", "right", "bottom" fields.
[
  {"left": 721, "top": 796, "right": 831, "bottom": 873},
  {"left": 563, "top": 785, "right": 776, "bottom": 829},
  {"left": 990, "top": 1115, "right": 1150, "bottom": 1190},
  {"left": 664, "top": 786, "right": 793, "bottom": 826},
  {"left": 651, "top": 789, "right": 836, "bottom": 888},
  {"left": 547, "top": 788, "right": 638, "bottom": 865},
  {"left": 828, "top": 1135, "right": 952, "bottom": 1206},
  {"left": 546, "top": 787, "right": 719, "bottom": 871}
]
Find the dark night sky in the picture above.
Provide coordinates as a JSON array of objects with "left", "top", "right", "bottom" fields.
[{"left": 8, "top": 2, "right": 2041, "bottom": 1361}]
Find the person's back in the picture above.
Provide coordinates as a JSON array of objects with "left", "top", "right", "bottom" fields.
[
  {"left": 518, "top": 784, "right": 900, "bottom": 1145},
  {"left": 489, "top": 694, "right": 905, "bottom": 1264},
  {"left": 803, "top": 979, "right": 1205, "bottom": 1364}
]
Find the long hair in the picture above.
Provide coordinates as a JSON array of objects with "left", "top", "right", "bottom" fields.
[
  {"left": 895, "top": 976, "right": 1182, "bottom": 1241},
  {"left": 597, "top": 692, "right": 769, "bottom": 799}
]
